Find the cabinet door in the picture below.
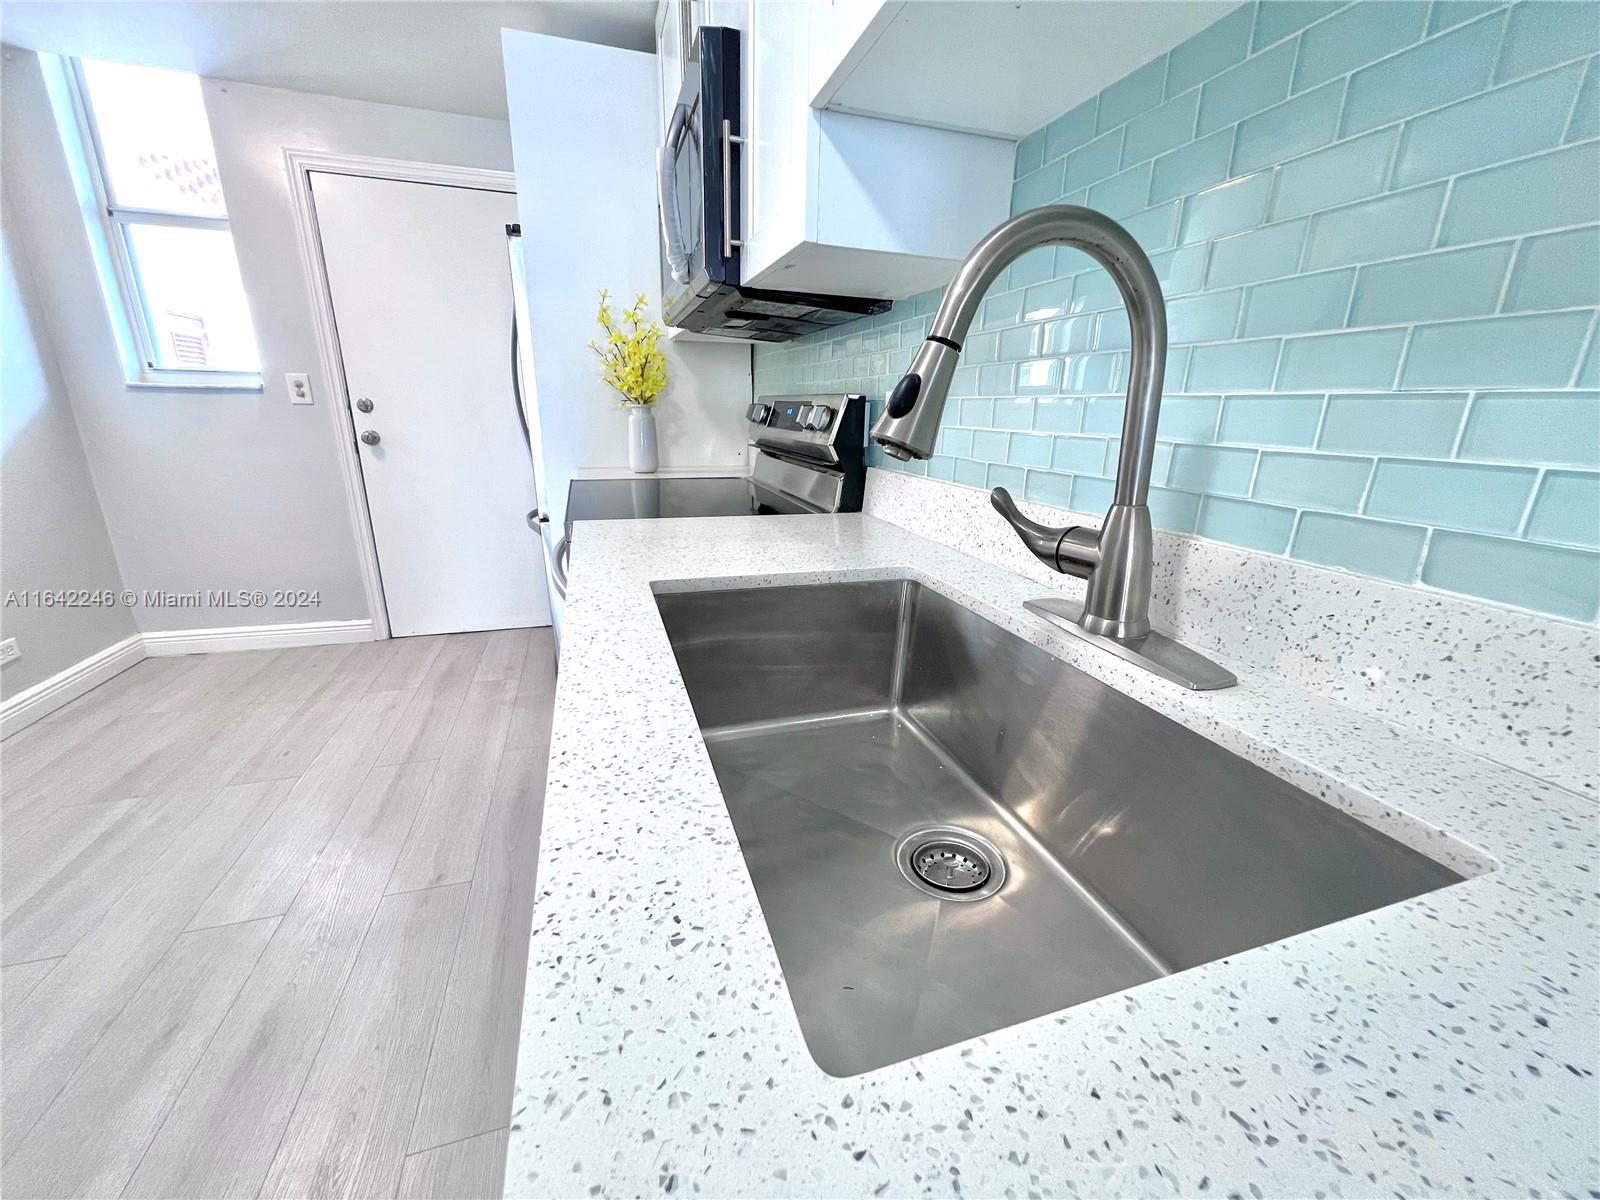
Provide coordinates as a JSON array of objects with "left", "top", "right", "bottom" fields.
[
  {"left": 655, "top": 0, "right": 680, "bottom": 140},
  {"left": 740, "top": 0, "right": 811, "bottom": 285},
  {"left": 700, "top": 0, "right": 747, "bottom": 30}
]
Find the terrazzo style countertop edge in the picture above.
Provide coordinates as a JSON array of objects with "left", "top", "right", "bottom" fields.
[
  {"left": 506, "top": 513, "right": 1598, "bottom": 1200},
  {"left": 864, "top": 468, "right": 1600, "bottom": 801}
]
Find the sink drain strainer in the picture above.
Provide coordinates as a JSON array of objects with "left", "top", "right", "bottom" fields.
[
  {"left": 914, "top": 841, "right": 990, "bottom": 890},
  {"left": 894, "top": 826, "right": 1007, "bottom": 902}
]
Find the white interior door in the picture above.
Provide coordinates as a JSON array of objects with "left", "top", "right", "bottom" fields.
[{"left": 313, "top": 171, "right": 550, "bottom": 637}]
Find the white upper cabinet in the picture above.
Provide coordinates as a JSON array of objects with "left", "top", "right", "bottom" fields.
[
  {"left": 655, "top": 0, "right": 747, "bottom": 137},
  {"left": 737, "top": 0, "right": 1013, "bottom": 300},
  {"left": 654, "top": 0, "right": 682, "bottom": 138},
  {"left": 810, "top": 0, "right": 1241, "bottom": 139}
]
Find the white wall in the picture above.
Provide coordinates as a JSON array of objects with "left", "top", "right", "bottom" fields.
[
  {"left": 502, "top": 29, "right": 752, "bottom": 530},
  {"left": 0, "top": 216, "right": 137, "bottom": 698},
  {"left": 0, "top": 48, "right": 515, "bottom": 633}
]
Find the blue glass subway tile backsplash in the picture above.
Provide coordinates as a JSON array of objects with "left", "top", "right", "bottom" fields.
[{"left": 752, "top": 0, "right": 1600, "bottom": 622}]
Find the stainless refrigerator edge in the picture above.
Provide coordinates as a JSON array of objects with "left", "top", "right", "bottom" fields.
[{"left": 507, "top": 224, "right": 566, "bottom": 655}]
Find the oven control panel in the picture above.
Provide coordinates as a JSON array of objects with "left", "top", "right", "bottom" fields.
[
  {"left": 743, "top": 394, "right": 868, "bottom": 514},
  {"left": 748, "top": 397, "right": 843, "bottom": 433},
  {"left": 773, "top": 398, "right": 809, "bottom": 430},
  {"left": 747, "top": 393, "right": 866, "bottom": 458},
  {"left": 755, "top": 399, "right": 812, "bottom": 431}
]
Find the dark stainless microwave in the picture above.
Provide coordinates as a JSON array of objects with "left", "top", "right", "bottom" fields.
[{"left": 656, "top": 26, "right": 889, "bottom": 342}]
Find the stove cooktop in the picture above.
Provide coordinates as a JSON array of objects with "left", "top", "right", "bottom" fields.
[{"left": 564, "top": 477, "right": 754, "bottom": 527}]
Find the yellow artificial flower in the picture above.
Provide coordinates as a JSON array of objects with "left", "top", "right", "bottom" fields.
[{"left": 589, "top": 288, "right": 668, "bottom": 406}]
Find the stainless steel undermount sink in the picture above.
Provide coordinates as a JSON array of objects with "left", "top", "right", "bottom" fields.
[{"left": 653, "top": 579, "right": 1468, "bottom": 1077}]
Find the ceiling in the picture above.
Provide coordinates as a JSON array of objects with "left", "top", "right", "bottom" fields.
[{"left": 0, "top": 0, "right": 658, "bottom": 120}]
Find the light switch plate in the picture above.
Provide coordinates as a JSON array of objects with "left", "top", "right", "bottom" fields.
[
  {"left": 286, "top": 373, "right": 313, "bottom": 405},
  {"left": 0, "top": 637, "right": 20, "bottom": 666}
]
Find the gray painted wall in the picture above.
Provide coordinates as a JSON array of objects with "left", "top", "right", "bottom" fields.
[
  {"left": 0, "top": 49, "right": 514, "bottom": 634},
  {"left": 0, "top": 217, "right": 136, "bottom": 698}
]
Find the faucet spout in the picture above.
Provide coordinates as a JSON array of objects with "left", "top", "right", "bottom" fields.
[
  {"left": 873, "top": 205, "right": 1167, "bottom": 505},
  {"left": 872, "top": 205, "right": 1167, "bottom": 640}
]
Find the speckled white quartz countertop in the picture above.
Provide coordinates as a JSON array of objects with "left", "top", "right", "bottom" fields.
[{"left": 506, "top": 513, "right": 1597, "bottom": 1200}]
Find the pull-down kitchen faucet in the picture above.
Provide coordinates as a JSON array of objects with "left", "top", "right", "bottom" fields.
[{"left": 871, "top": 205, "right": 1235, "bottom": 690}]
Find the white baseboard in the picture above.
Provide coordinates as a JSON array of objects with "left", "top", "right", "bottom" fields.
[
  {"left": 1, "top": 619, "right": 376, "bottom": 740},
  {"left": 0, "top": 634, "right": 146, "bottom": 740},
  {"left": 141, "top": 618, "right": 375, "bottom": 656}
]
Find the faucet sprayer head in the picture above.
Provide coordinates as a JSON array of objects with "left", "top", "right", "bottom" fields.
[{"left": 872, "top": 336, "right": 961, "bottom": 461}]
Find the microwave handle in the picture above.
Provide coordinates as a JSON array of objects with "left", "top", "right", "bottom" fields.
[
  {"left": 657, "top": 103, "right": 692, "bottom": 285},
  {"left": 720, "top": 118, "right": 744, "bottom": 261}
]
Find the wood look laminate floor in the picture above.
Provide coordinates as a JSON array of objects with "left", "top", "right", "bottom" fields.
[{"left": 0, "top": 630, "right": 554, "bottom": 1199}]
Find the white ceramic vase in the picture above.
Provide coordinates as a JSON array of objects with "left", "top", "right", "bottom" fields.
[{"left": 628, "top": 406, "right": 659, "bottom": 474}]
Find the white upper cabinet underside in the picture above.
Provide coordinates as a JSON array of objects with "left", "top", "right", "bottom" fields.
[{"left": 812, "top": 0, "right": 1243, "bottom": 139}]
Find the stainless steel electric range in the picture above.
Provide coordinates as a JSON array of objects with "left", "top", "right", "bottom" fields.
[{"left": 550, "top": 393, "right": 867, "bottom": 599}]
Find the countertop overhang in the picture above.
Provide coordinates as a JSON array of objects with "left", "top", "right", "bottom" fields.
[{"left": 507, "top": 513, "right": 1596, "bottom": 1199}]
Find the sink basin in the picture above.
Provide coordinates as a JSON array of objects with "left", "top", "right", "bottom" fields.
[{"left": 654, "top": 578, "right": 1467, "bottom": 1077}]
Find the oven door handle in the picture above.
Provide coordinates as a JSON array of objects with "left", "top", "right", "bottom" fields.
[{"left": 657, "top": 103, "right": 692, "bottom": 285}]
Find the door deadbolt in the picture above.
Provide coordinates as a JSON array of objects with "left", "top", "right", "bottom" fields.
[
  {"left": 360, "top": 430, "right": 380, "bottom": 445},
  {"left": 355, "top": 397, "right": 374, "bottom": 413}
]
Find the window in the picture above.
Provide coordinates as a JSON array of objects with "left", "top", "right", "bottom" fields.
[{"left": 54, "top": 57, "right": 261, "bottom": 387}]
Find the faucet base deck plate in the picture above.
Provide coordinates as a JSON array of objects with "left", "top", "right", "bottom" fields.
[{"left": 1022, "top": 596, "right": 1238, "bottom": 691}]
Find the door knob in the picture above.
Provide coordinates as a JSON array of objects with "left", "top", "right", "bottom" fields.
[
  {"left": 360, "top": 430, "right": 380, "bottom": 445},
  {"left": 355, "top": 397, "right": 374, "bottom": 413}
]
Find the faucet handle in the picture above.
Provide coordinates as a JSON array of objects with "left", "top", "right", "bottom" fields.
[
  {"left": 991, "top": 488, "right": 1099, "bottom": 578},
  {"left": 991, "top": 488, "right": 1068, "bottom": 570}
]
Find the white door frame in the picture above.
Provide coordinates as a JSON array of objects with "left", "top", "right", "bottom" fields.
[{"left": 283, "top": 148, "right": 518, "bottom": 641}]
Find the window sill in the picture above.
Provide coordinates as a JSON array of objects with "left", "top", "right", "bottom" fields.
[{"left": 124, "top": 374, "right": 264, "bottom": 394}]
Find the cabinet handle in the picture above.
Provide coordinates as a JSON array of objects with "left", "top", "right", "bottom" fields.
[{"left": 721, "top": 117, "right": 743, "bottom": 261}]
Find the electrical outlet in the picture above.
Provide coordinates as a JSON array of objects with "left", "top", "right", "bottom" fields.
[
  {"left": 0, "top": 637, "right": 20, "bottom": 666},
  {"left": 286, "top": 373, "right": 313, "bottom": 405}
]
